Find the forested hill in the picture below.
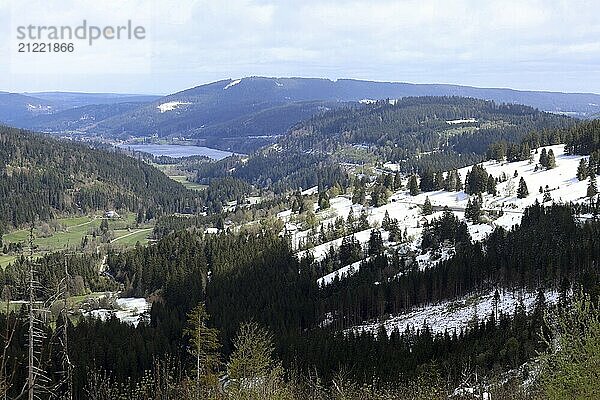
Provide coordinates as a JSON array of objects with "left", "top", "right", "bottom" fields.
[
  {"left": 187, "top": 97, "right": 574, "bottom": 193},
  {"left": 282, "top": 97, "right": 574, "bottom": 160},
  {"left": 0, "top": 125, "right": 200, "bottom": 228}
]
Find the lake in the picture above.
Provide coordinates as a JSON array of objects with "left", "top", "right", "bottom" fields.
[{"left": 118, "top": 144, "right": 235, "bottom": 160}]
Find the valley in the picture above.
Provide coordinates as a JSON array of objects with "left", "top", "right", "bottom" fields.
[
  {"left": 0, "top": 91, "right": 598, "bottom": 400},
  {"left": 3, "top": 77, "right": 600, "bottom": 155},
  {"left": 2, "top": 0, "right": 599, "bottom": 397}
]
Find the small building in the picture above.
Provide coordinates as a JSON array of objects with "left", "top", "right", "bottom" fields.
[{"left": 104, "top": 210, "right": 120, "bottom": 219}]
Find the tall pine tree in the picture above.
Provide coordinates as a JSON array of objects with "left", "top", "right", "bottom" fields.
[{"left": 517, "top": 177, "right": 529, "bottom": 199}]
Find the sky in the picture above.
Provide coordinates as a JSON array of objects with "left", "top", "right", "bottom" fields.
[{"left": 0, "top": 0, "right": 599, "bottom": 95}]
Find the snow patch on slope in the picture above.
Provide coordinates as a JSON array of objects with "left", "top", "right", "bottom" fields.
[
  {"left": 87, "top": 296, "right": 150, "bottom": 327},
  {"left": 157, "top": 101, "right": 191, "bottom": 113},
  {"left": 349, "top": 289, "right": 559, "bottom": 337},
  {"left": 224, "top": 79, "right": 242, "bottom": 90},
  {"left": 446, "top": 118, "right": 477, "bottom": 124},
  {"left": 317, "top": 260, "right": 362, "bottom": 286}
]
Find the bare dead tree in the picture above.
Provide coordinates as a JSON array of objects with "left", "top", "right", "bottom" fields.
[{"left": 20, "top": 227, "right": 54, "bottom": 400}]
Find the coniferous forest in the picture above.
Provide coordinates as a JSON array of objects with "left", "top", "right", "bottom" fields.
[{"left": 0, "top": 104, "right": 599, "bottom": 400}]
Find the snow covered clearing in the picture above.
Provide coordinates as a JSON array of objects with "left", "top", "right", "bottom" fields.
[
  {"left": 382, "top": 162, "right": 401, "bottom": 171},
  {"left": 85, "top": 295, "right": 150, "bottom": 327},
  {"left": 317, "top": 260, "right": 362, "bottom": 286},
  {"left": 459, "top": 145, "right": 588, "bottom": 209},
  {"left": 297, "top": 227, "right": 374, "bottom": 261},
  {"left": 414, "top": 245, "right": 455, "bottom": 269},
  {"left": 446, "top": 118, "right": 477, "bottom": 124},
  {"left": 27, "top": 103, "right": 52, "bottom": 111},
  {"left": 224, "top": 79, "right": 242, "bottom": 89},
  {"left": 157, "top": 101, "right": 191, "bottom": 113},
  {"left": 392, "top": 144, "right": 590, "bottom": 230},
  {"left": 348, "top": 289, "right": 559, "bottom": 337},
  {"left": 301, "top": 186, "right": 319, "bottom": 196}
]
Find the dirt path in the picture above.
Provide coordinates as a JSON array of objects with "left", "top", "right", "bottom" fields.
[
  {"left": 69, "top": 216, "right": 100, "bottom": 228},
  {"left": 110, "top": 228, "right": 152, "bottom": 244}
]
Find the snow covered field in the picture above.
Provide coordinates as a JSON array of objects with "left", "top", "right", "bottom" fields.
[
  {"left": 393, "top": 144, "right": 589, "bottom": 225},
  {"left": 86, "top": 296, "right": 150, "bottom": 327},
  {"left": 157, "top": 101, "right": 191, "bottom": 113},
  {"left": 348, "top": 289, "right": 559, "bottom": 337}
]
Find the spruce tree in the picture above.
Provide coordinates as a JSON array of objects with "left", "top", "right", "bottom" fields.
[
  {"left": 487, "top": 175, "right": 497, "bottom": 196},
  {"left": 346, "top": 209, "right": 355, "bottom": 232},
  {"left": 588, "top": 174, "right": 598, "bottom": 198},
  {"left": 352, "top": 181, "right": 366, "bottom": 205},
  {"left": 547, "top": 149, "right": 556, "bottom": 169},
  {"left": 368, "top": 229, "right": 384, "bottom": 255},
  {"left": 539, "top": 148, "right": 548, "bottom": 168},
  {"left": 184, "top": 303, "right": 221, "bottom": 390},
  {"left": 359, "top": 210, "right": 369, "bottom": 230},
  {"left": 382, "top": 210, "right": 391, "bottom": 230},
  {"left": 408, "top": 175, "right": 419, "bottom": 196},
  {"left": 444, "top": 170, "right": 456, "bottom": 191},
  {"left": 419, "top": 170, "right": 435, "bottom": 192},
  {"left": 465, "top": 197, "right": 482, "bottom": 223},
  {"left": 388, "top": 219, "right": 401, "bottom": 242},
  {"left": 465, "top": 165, "right": 489, "bottom": 195},
  {"left": 100, "top": 218, "right": 109, "bottom": 234},
  {"left": 423, "top": 196, "right": 433, "bottom": 215},
  {"left": 517, "top": 177, "right": 529, "bottom": 198},
  {"left": 393, "top": 172, "right": 403, "bottom": 190},
  {"left": 227, "top": 321, "right": 283, "bottom": 393},
  {"left": 434, "top": 172, "right": 444, "bottom": 190},
  {"left": 589, "top": 151, "right": 600, "bottom": 175},
  {"left": 577, "top": 158, "right": 589, "bottom": 181},
  {"left": 318, "top": 191, "right": 330, "bottom": 209}
]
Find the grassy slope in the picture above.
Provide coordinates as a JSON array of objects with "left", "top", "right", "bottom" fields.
[
  {"left": 169, "top": 175, "right": 207, "bottom": 191},
  {"left": 1, "top": 213, "right": 152, "bottom": 268}
]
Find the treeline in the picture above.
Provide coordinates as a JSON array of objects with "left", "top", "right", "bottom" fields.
[
  {"left": 0, "top": 294, "right": 555, "bottom": 400},
  {"left": 0, "top": 126, "right": 201, "bottom": 228},
  {"left": 200, "top": 176, "right": 253, "bottom": 213},
  {"left": 564, "top": 119, "right": 600, "bottom": 155},
  {"left": 182, "top": 97, "right": 571, "bottom": 193},
  {"left": 486, "top": 118, "right": 600, "bottom": 164}
]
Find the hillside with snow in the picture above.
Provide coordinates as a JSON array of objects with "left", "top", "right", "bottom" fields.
[
  {"left": 291, "top": 144, "right": 588, "bottom": 269},
  {"left": 272, "top": 143, "right": 592, "bottom": 335},
  {"left": 348, "top": 289, "right": 559, "bottom": 337}
]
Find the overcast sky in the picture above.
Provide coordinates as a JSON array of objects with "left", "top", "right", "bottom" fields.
[{"left": 0, "top": 0, "right": 599, "bottom": 94}]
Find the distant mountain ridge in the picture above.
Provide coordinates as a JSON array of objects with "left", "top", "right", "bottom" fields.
[
  {"left": 0, "top": 92, "right": 59, "bottom": 124},
  {"left": 25, "top": 92, "right": 162, "bottom": 108},
  {"left": 1, "top": 77, "right": 598, "bottom": 152}
]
